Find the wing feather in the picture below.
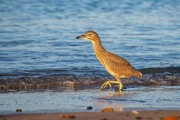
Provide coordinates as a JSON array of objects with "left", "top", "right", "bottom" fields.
[{"left": 99, "top": 51, "right": 136, "bottom": 77}]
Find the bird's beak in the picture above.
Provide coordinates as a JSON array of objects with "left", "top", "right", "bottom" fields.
[{"left": 76, "top": 35, "right": 85, "bottom": 39}]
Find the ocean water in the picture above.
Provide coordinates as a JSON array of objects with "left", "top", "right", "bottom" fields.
[
  {"left": 0, "top": 0, "right": 180, "bottom": 114},
  {"left": 0, "top": 0, "right": 180, "bottom": 87}
]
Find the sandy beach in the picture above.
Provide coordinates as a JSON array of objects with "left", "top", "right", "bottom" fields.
[{"left": 1, "top": 110, "right": 180, "bottom": 120}]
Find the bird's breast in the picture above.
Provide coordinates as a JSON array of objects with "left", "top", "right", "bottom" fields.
[{"left": 95, "top": 52, "right": 116, "bottom": 76}]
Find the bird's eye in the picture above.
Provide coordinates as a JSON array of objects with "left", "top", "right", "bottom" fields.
[{"left": 89, "top": 34, "right": 92, "bottom": 37}]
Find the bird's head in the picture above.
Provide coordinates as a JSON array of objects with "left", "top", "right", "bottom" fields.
[{"left": 76, "top": 30, "right": 100, "bottom": 43}]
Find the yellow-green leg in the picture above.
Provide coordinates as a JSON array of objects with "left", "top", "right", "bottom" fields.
[
  {"left": 116, "top": 77, "right": 123, "bottom": 92},
  {"left": 100, "top": 77, "right": 123, "bottom": 94},
  {"left": 100, "top": 80, "right": 119, "bottom": 89},
  {"left": 119, "top": 81, "right": 123, "bottom": 90},
  {"left": 118, "top": 81, "right": 123, "bottom": 94}
]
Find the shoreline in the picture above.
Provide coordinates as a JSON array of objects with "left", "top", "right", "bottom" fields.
[
  {"left": 1, "top": 110, "right": 180, "bottom": 120},
  {"left": 1, "top": 86, "right": 180, "bottom": 115}
]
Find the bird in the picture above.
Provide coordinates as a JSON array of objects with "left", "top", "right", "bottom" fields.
[{"left": 76, "top": 30, "right": 142, "bottom": 93}]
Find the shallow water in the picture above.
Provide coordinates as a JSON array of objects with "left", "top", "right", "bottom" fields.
[{"left": 0, "top": 86, "right": 180, "bottom": 114}]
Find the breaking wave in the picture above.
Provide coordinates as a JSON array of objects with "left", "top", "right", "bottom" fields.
[{"left": 0, "top": 67, "right": 180, "bottom": 92}]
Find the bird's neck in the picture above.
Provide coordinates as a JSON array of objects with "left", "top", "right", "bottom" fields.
[{"left": 92, "top": 40, "right": 106, "bottom": 54}]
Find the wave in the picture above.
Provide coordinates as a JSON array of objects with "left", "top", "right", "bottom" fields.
[
  {"left": 140, "top": 67, "right": 180, "bottom": 74},
  {"left": 0, "top": 67, "right": 180, "bottom": 92}
]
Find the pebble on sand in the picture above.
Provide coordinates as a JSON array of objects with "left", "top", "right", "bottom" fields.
[
  {"left": 132, "top": 110, "right": 139, "bottom": 115},
  {"left": 62, "top": 113, "right": 75, "bottom": 119},
  {"left": 163, "top": 116, "right": 178, "bottom": 120},
  {"left": 16, "top": 109, "right": 22, "bottom": 112},
  {"left": 101, "top": 108, "right": 114, "bottom": 112},
  {"left": 87, "top": 106, "right": 93, "bottom": 110}
]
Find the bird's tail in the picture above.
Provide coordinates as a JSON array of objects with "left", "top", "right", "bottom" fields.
[{"left": 132, "top": 70, "right": 142, "bottom": 78}]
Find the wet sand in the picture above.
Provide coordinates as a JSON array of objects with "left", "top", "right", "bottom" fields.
[
  {"left": 1, "top": 85, "right": 180, "bottom": 120},
  {"left": 1, "top": 86, "right": 180, "bottom": 115},
  {"left": 1, "top": 110, "right": 180, "bottom": 120},
  {"left": 0, "top": 87, "right": 180, "bottom": 120}
]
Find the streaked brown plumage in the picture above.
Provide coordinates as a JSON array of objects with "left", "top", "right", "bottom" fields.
[{"left": 76, "top": 30, "right": 142, "bottom": 93}]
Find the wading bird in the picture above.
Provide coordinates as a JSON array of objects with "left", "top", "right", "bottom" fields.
[{"left": 76, "top": 31, "right": 142, "bottom": 93}]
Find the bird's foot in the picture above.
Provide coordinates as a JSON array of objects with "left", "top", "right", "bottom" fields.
[
  {"left": 100, "top": 80, "right": 124, "bottom": 94},
  {"left": 118, "top": 90, "right": 123, "bottom": 95},
  {"left": 100, "top": 81, "right": 113, "bottom": 90},
  {"left": 118, "top": 83, "right": 123, "bottom": 94},
  {"left": 100, "top": 80, "right": 120, "bottom": 90}
]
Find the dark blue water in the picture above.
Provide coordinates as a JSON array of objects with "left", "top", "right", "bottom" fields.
[{"left": 0, "top": 0, "right": 180, "bottom": 78}]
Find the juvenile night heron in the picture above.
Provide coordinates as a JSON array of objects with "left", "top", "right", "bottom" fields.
[{"left": 76, "top": 30, "right": 142, "bottom": 93}]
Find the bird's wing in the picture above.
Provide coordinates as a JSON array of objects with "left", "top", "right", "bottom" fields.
[
  {"left": 102, "top": 51, "right": 135, "bottom": 77},
  {"left": 106, "top": 52, "right": 133, "bottom": 67}
]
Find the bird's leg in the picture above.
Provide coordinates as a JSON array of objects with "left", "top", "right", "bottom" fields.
[
  {"left": 100, "top": 81, "right": 112, "bottom": 89},
  {"left": 118, "top": 79, "right": 123, "bottom": 95},
  {"left": 100, "top": 81, "right": 110, "bottom": 90},
  {"left": 100, "top": 80, "right": 120, "bottom": 90},
  {"left": 118, "top": 81, "right": 123, "bottom": 95},
  {"left": 119, "top": 81, "right": 123, "bottom": 90},
  {"left": 114, "top": 76, "right": 123, "bottom": 94}
]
